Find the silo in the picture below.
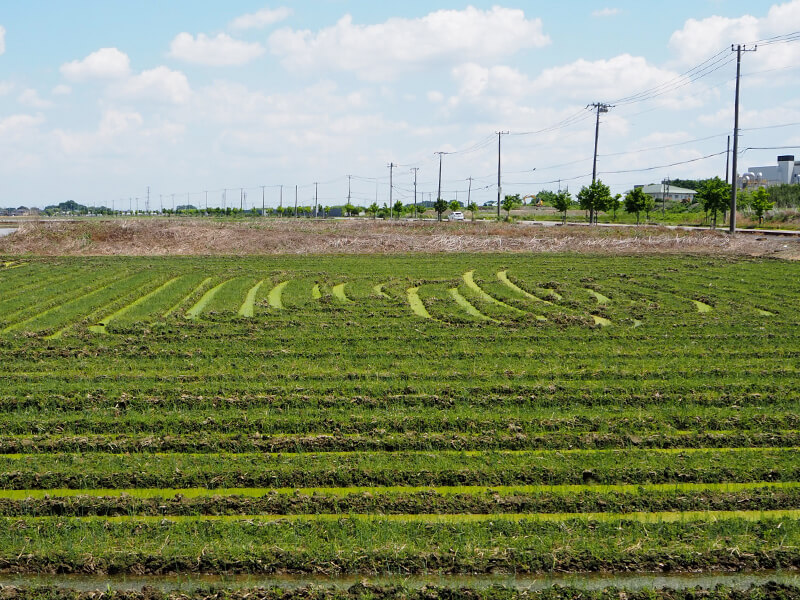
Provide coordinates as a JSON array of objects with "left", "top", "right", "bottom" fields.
[{"left": 777, "top": 155, "right": 795, "bottom": 184}]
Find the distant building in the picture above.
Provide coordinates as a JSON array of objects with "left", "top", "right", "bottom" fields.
[
  {"left": 740, "top": 155, "right": 800, "bottom": 189},
  {"left": 636, "top": 184, "right": 697, "bottom": 203}
]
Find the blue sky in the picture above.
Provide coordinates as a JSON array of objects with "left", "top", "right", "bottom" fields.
[{"left": 1, "top": 1, "right": 799, "bottom": 209}]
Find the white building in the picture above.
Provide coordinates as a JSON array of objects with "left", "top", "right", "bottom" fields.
[
  {"left": 741, "top": 155, "right": 800, "bottom": 188},
  {"left": 636, "top": 184, "right": 697, "bottom": 203}
]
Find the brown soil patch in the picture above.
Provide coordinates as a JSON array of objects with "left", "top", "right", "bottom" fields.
[{"left": 0, "top": 218, "right": 794, "bottom": 257}]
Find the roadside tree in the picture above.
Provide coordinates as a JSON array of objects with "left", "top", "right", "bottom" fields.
[
  {"left": 577, "top": 180, "right": 612, "bottom": 224},
  {"left": 696, "top": 177, "right": 730, "bottom": 228},
  {"left": 433, "top": 198, "right": 448, "bottom": 221},
  {"left": 467, "top": 201, "right": 479, "bottom": 221},
  {"left": 751, "top": 187, "right": 774, "bottom": 224},
  {"left": 552, "top": 190, "right": 572, "bottom": 225},
  {"left": 624, "top": 187, "right": 649, "bottom": 225},
  {"left": 501, "top": 194, "right": 521, "bottom": 220}
]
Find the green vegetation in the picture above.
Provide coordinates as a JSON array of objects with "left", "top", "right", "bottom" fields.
[{"left": 0, "top": 253, "right": 798, "bottom": 581}]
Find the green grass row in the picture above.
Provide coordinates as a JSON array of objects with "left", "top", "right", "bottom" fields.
[
  {"left": 1, "top": 515, "right": 799, "bottom": 574},
  {"left": 2, "top": 484, "right": 800, "bottom": 517},
  {"left": 1, "top": 448, "right": 797, "bottom": 489}
]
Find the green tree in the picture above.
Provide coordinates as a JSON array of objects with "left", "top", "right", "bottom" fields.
[
  {"left": 501, "top": 194, "right": 521, "bottom": 220},
  {"left": 552, "top": 190, "right": 572, "bottom": 225},
  {"left": 391, "top": 200, "right": 404, "bottom": 219},
  {"left": 535, "top": 190, "right": 558, "bottom": 206},
  {"left": 467, "top": 201, "right": 479, "bottom": 221},
  {"left": 623, "top": 187, "right": 649, "bottom": 225},
  {"left": 343, "top": 202, "right": 356, "bottom": 217},
  {"left": 577, "top": 180, "right": 612, "bottom": 224},
  {"left": 610, "top": 194, "right": 622, "bottom": 220},
  {"left": 366, "top": 202, "right": 379, "bottom": 219},
  {"left": 433, "top": 197, "right": 448, "bottom": 221},
  {"left": 644, "top": 195, "right": 655, "bottom": 222},
  {"left": 696, "top": 176, "right": 730, "bottom": 228},
  {"left": 751, "top": 187, "right": 774, "bottom": 224}
]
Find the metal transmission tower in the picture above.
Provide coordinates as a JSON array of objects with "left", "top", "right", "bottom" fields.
[
  {"left": 729, "top": 44, "right": 757, "bottom": 234},
  {"left": 411, "top": 168, "right": 419, "bottom": 218},
  {"left": 496, "top": 131, "right": 509, "bottom": 219}
]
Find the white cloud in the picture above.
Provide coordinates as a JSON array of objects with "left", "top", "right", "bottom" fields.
[
  {"left": 0, "top": 25, "right": 5, "bottom": 55},
  {"left": 427, "top": 91, "right": 444, "bottom": 103},
  {"left": 52, "top": 84, "right": 72, "bottom": 96},
  {"left": 592, "top": 8, "right": 620, "bottom": 17},
  {"left": 0, "top": 113, "right": 45, "bottom": 140},
  {"left": 112, "top": 66, "right": 192, "bottom": 104},
  {"left": 169, "top": 32, "right": 265, "bottom": 66},
  {"left": 532, "top": 54, "right": 680, "bottom": 102},
  {"left": 60, "top": 47, "right": 131, "bottom": 81},
  {"left": 268, "top": 7, "right": 550, "bottom": 81},
  {"left": 18, "top": 88, "right": 53, "bottom": 109},
  {"left": 669, "top": 1, "right": 800, "bottom": 70},
  {"left": 230, "top": 7, "right": 291, "bottom": 30},
  {"left": 0, "top": 81, "right": 13, "bottom": 95}
]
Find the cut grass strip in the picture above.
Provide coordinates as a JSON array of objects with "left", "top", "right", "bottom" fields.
[
  {"left": 268, "top": 281, "right": 289, "bottom": 309},
  {"left": 186, "top": 279, "right": 230, "bottom": 319},
  {"left": 89, "top": 277, "right": 181, "bottom": 334},
  {"left": 591, "top": 315, "right": 612, "bottom": 327},
  {"left": 165, "top": 277, "right": 211, "bottom": 317},
  {"left": 692, "top": 299, "right": 713, "bottom": 313},
  {"left": 448, "top": 288, "right": 496, "bottom": 322},
  {"left": 406, "top": 287, "right": 431, "bottom": 319},
  {"left": 4, "top": 273, "right": 130, "bottom": 334},
  {"left": 463, "top": 271, "right": 524, "bottom": 314},
  {"left": 586, "top": 289, "right": 612, "bottom": 304},
  {"left": 332, "top": 283, "right": 354, "bottom": 304},
  {"left": 372, "top": 284, "right": 390, "bottom": 299},
  {"left": 4, "top": 480, "right": 800, "bottom": 500},
  {"left": 54, "top": 509, "right": 800, "bottom": 524},
  {"left": 238, "top": 280, "right": 265, "bottom": 317},
  {"left": 312, "top": 284, "right": 322, "bottom": 300},
  {"left": 496, "top": 270, "right": 551, "bottom": 304}
]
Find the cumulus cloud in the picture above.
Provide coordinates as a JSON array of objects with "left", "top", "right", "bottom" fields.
[
  {"left": 0, "top": 113, "right": 45, "bottom": 140},
  {"left": 112, "top": 66, "right": 191, "bottom": 104},
  {"left": 61, "top": 47, "right": 131, "bottom": 81},
  {"left": 230, "top": 7, "right": 291, "bottom": 30},
  {"left": 52, "top": 84, "right": 71, "bottom": 96},
  {"left": 592, "top": 8, "right": 620, "bottom": 17},
  {"left": 18, "top": 89, "right": 53, "bottom": 109},
  {"left": 669, "top": 1, "right": 800, "bottom": 70},
  {"left": 169, "top": 33, "right": 265, "bottom": 66},
  {"left": 0, "top": 25, "right": 5, "bottom": 55},
  {"left": 268, "top": 7, "right": 550, "bottom": 81}
]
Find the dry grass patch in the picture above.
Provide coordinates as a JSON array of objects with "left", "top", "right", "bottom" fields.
[{"left": 0, "top": 218, "right": 793, "bottom": 256}]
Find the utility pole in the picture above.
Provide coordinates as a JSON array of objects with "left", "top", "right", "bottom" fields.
[
  {"left": 725, "top": 135, "right": 731, "bottom": 184},
  {"left": 496, "top": 131, "right": 509, "bottom": 219},
  {"left": 222, "top": 189, "right": 226, "bottom": 210},
  {"left": 294, "top": 185, "right": 298, "bottom": 218},
  {"left": 411, "top": 168, "right": 419, "bottom": 218},
  {"left": 279, "top": 185, "right": 283, "bottom": 210},
  {"left": 240, "top": 188, "right": 244, "bottom": 211},
  {"left": 159, "top": 194, "right": 163, "bottom": 213},
  {"left": 729, "top": 43, "right": 757, "bottom": 234},
  {"left": 388, "top": 163, "right": 396, "bottom": 218},
  {"left": 435, "top": 152, "right": 446, "bottom": 204},
  {"left": 261, "top": 186, "right": 265, "bottom": 216},
  {"left": 314, "top": 182, "right": 318, "bottom": 217},
  {"left": 347, "top": 175, "right": 352, "bottom": 206},
  {"left": 588, "top": 102, "right": 612, "bottom": 224},
  {"left": 467, "top": 177, "right": 473, "bottom": 207},
  {"left": 146, "top": 186, "right": 150, "bottom": 213}
]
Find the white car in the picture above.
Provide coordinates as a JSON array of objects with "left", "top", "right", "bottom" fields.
[{"left": 448, "top": 211, "right": 465, "bottom": 221}]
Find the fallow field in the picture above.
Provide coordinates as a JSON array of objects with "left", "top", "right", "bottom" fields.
[{"left": 1, "top": 248, "right": 799, "bottom": 599}]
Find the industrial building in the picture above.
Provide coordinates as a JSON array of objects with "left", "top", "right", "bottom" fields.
[{"left": 740, "top": 155, "right": 800, "bottom": 188}]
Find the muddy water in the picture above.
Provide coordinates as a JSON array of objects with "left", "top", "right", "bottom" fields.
[{"left": 1, "top": 572, "right": 798, "bottom": 593}]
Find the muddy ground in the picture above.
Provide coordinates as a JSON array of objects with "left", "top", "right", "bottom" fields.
[{"left": 0, "top": 219, "right": 796, "bottom": 257}]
